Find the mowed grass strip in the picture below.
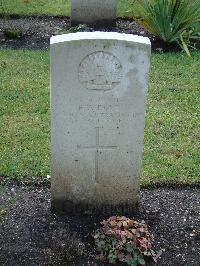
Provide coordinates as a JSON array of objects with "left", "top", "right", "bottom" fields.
[
  {"left": 0, "top": 0, "right": 134, "bottom": 17},
  {"left": 0, "top": 50, "right": 50, "bottom": 179},
  {"left": 0, "top": 50, "right": 199, "bottom": 186}
]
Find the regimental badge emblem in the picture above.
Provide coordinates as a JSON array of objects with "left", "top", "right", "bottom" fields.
[{"left": 78, "top": 51, "right": 123, "bottom": 91}]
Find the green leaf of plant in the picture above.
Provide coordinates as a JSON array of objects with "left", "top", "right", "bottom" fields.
[
  {"left": 180, "top": 34, "right": 191, "bottom": 56},
  {"left": 138, "top": 257, "right": 146, "bottom": 265},
  {"left": 126, "top": 243, "right": 134, "bottom": 253},
  {"left": 130, "top": 258, "right": 138, "bottom": 266}
]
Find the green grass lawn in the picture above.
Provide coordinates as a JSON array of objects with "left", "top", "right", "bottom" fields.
[
  {"left": 0, "top": 50, "right": 199, "bottom": 186},
  {"left": 0, "top": 0, "right": 134, "bottom": 17}
]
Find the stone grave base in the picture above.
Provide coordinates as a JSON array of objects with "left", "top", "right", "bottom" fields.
[{"left": 51, "top": 199, "right": 138, "bottom": 215}]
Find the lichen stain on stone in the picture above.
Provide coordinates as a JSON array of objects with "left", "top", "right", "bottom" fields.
[
  {"left": 129, "top": 54, "right": 136, "bottom": 63},
  {"left": 126, "top": 68, "right": 143, "bottom": 97}
]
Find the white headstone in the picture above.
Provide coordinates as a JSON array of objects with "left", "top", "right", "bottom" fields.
[
  {"left": 51, "top": 32, "right": 151, "bottom": 213},
  {"left": 71, "top": 0, "right": 116, "bottom": 27}
]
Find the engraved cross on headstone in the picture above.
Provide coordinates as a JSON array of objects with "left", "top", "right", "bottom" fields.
[{"left": 77, "top": 127, "right": 117, "bottom": 183}]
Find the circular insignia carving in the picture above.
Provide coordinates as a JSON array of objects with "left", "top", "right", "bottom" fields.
[{"left": 78, "top": 52, "right": 122, "bottom": 91}]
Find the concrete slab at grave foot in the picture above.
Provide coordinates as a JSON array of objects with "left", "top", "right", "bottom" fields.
[
  {"left": 71, "top": 0, "right": 116, "bottom": 27},
  {"left": 51, "top": 32, "right": 151, "bottom": 214}
]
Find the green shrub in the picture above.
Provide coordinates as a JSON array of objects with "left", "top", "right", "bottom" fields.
[
  {"left": 133, "top": 0, "right": 200, "bottom": 55},
  {"left": 94, "top": 216, "right": 158, "bottom": 266},
  {"left": 4, "top": 28, "right": 22, "bottom": 39}
]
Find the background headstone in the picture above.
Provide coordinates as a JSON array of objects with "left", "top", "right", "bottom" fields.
[
  {"left": 71, "top": 0, "right": 116, "bottom": 27},
  {"left": 51, "top": 32, "right": 151, "bottom": 214}
]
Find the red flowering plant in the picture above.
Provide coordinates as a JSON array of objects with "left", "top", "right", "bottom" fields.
[{"left": 94, "top": 216, "right": 158, "bottom": 266}]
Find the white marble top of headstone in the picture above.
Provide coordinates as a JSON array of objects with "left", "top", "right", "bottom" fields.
[{"left": 51, "top": 32, "right": 150, "bottom": 45}]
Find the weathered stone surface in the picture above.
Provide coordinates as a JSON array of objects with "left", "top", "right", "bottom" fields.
[
  {"left": 71, "top": 0, "right": 116, "bottom": 27},
  {"left": 51, "top": 32, "right": 151, "bottom": 214}
]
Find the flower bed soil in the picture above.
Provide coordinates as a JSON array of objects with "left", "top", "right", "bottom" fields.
[
  {"left": 0, "top": 184, "right": 199, "bottom": 266},
  {"left": 0, "top": 15, "right": 181, "bottom": 52}
]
